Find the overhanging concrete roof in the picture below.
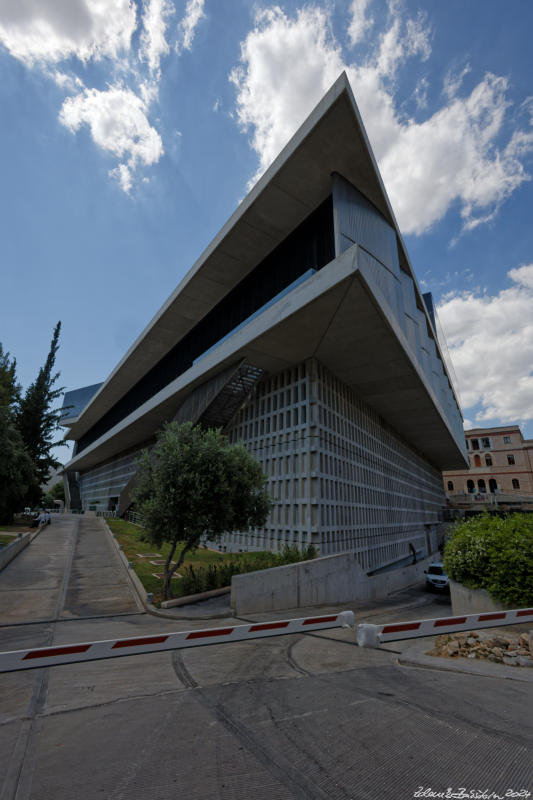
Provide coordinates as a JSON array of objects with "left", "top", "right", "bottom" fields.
[
  {"left": 65, "top": 245, "right": 467, "bottom": 473},
  {"left": 67, "top": 71, "right": 445, "bottom": 443}
]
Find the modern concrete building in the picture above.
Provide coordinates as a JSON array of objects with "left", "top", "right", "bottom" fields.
[
  {"left": 61, "top": 73, "right": 467, "bottom": 570},
  {"left": 443, "top": 425, "right": 533, "bottom": 502}
]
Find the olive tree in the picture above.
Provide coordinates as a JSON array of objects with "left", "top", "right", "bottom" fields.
[{"left": 133, "top": 422, "right": 271, "bottom": 600}]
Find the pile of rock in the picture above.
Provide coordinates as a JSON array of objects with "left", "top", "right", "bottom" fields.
[{"left": 428, "top": 630, "right": 533, "bottom": 667}]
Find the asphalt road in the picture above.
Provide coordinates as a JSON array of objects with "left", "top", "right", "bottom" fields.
[{"left": 0, "top": 515, "right": 531, "bottom": 800}]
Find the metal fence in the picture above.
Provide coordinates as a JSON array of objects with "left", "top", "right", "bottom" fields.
[{"left": 123, "top": 510, "right": 144, "bottom": 527}]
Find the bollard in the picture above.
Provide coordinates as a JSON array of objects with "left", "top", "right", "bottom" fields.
[{"left": 356, "top": 624, "right": 380, "bottom": 648}]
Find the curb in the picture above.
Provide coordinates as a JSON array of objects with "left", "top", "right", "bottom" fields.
[
  {"left": 101, "top": 518, "right": 148, "bottom": 614},
  {"left": 161, "top": 586, "right": 231, "bottom": 608}
]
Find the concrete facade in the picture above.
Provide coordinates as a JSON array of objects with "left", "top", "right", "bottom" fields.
[
  {"left": 61, "top": 73, "right": 466, "bottom": 570},
  {"left": 217, "top": 358, "right": 443, "bottom": 563}
]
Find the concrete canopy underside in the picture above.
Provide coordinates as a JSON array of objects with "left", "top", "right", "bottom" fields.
[
  {"left": 65, "top": 245, "right": 465, "bottom": 474},
  {"left": 65, "top": 73, "right": 448, "bottom": 445}
]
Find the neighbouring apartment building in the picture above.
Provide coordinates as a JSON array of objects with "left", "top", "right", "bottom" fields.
[
  {"left": 443, "top": 425, "right": 533, "bottom": 497},
  {"left": 60, "top": 73, "right": 466, "bottom": 570}
]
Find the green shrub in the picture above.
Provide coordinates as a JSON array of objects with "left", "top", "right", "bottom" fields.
[
  {"left": 443, "top": 513, "right": 533, "bottom": 607},
  {"left": 176, "top": 544, "right": 317, "bottom": 597}
]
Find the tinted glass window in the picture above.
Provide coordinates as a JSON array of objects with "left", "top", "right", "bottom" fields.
[{"left": 77, "top": 198, "right": 335, "bottom": 453}]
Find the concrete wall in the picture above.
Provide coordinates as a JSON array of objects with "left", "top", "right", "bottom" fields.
[
  {"left": 225, "top": 358, "right": 445, "bottom": 567},
  {"left": 0, "top": 533, "right": 31, "bottom": 572},
  {"left": 231, "top": 550, "right": 434, "bottom": 615},
  {"left": 450, "top": 580, "right": 512, "bottom": 615}
]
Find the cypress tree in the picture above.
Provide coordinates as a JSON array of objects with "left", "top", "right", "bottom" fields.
[
  {"left": 0, "top": 343, "right": 20, "bottom": 407},
  {"left": 16, "top": 322, "right": 65, "bottom": 505},
  {"left": 0, "top": 344, "right": 35, "bottom": 523}
]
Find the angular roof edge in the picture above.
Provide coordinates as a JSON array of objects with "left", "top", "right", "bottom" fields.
[{"left": 67, "top": 72, "right": 459, "bottom": 440}]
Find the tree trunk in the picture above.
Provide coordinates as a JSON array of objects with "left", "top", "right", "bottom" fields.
[{"left": 163, "top": 535, "right": 179, "bottom": 601}]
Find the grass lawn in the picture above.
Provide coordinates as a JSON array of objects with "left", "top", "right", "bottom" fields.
[
  {"left": 107, "top": 519, "right": 265, "bottom": 605},
  {"left": 0, "top": 522, "right": 33, "bottom": 548},
  {"left": 0, "top": 534, "right": 18, "bottom": 547}
]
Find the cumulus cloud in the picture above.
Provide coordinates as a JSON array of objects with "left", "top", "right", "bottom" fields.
[
  {"left": 59, "top": 85, "right": 164, "bottom": 192},
  {"left": 230, "top": 2, "right": 533, "bottom": 235},
  {"left": 176, "top": 0, "right": 205, "bottom": 54},
  {"left": 0, "top": 0, "right": 136, "bottom": 65},
  {"left": 0, "top": 0, "right": 208, "bottom": 192},
  {"left": 230, "top": 6, "right": 345, "bottom": 184},
  {"left": 437, "top": 265, "right": 533, "bottom": 426}
]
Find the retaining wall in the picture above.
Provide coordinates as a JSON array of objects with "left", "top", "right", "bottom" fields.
[
  {"left": 450, "top": 580, "right": 512, "bottom": 615},
  {"left": 0, "top": 533, "right": 31, "bottom": 572},
  {"left": 231, "top": 550, "right": 434, "bottom": 615}
]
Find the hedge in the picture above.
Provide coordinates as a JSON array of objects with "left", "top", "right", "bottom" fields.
[{"left": 443, "top": 513, "right": 533, "bottom": 608}]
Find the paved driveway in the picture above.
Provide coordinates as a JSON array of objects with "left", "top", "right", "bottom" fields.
[{"left": 0, "top": 516, "right": 531, "bottom": 800}]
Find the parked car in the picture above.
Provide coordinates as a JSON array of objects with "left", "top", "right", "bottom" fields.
[{"left": 424, "top": 562, "right": 449, "bottom": 591}]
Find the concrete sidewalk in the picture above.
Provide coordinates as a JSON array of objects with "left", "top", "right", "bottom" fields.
[{"left": 0, "top": 514, "right": 140, "bottom": 627}]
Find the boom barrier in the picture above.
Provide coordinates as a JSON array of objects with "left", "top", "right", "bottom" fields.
[
  {"left": 2, "top": 606, "right": 531, "bottom": 671},
  {"left": 357, "top": 607, "right": 533, "bottom": 648},
  {"left": 0, "top": 611, "right": 355, "bottom": 673}
]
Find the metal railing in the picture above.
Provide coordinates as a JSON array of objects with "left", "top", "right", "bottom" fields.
[{"left": 124, "top": 510, "right": 144, "bottom": 527}]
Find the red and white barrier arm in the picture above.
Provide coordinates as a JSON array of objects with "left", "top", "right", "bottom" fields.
[
  {"left": 0, "top": 611, "right": 355, "bottom": 673},
  {"left": 357, "top": 607, "right": 533, "bottom": 648}
]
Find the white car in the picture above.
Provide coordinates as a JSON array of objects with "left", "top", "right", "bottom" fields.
[{"left": 424, "top": 562, "right": 449, "bottom": 591}]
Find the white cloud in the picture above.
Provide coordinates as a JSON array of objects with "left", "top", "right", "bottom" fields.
[
  {"left": 59, "top": 85, "right": 163, "bottom": 191},
  {"left": 443, "top": 64, "right": 471, "bottom": 100},
  {"left": 48, "top": 69, "right": 84, "bottom": 91},
  {"left": 413, "top": 76, "right": 428, "bottom": 110},
  {"left": 139, "top": 0, "right": 173, "bottom": 75},
  {"left": 508, "top": 263, "right": 533, "bottom": 290},
  {"left": 0, "top": 0, "right": 136, "bottom": 65},
  {"left": 231, "top": 3, "right": 533, "bottom": 235},
  {"left": 176, "top": 0, "right": 205, "bottom": 54},
  {"left": 379, "top": 73, "right": 528, "bottom": 235},
  {"left": 347, "top": 0, "right": 373, "bottom": 47},
  {"left": 110, "top": 163, "right": 133, "bottom": 193},
  {"left": 437, "top": 264, "right": 533, "bottom": 426},
  {"left": 230, "top": 6, "right": 345, "bottom": 184},
  {"left": 0, "top": 0, "right": 193, "bottom": 192}
]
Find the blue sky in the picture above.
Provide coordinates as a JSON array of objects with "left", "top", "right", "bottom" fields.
[{"left": 1, "top": 0, "right": 532, "bottom": 463}]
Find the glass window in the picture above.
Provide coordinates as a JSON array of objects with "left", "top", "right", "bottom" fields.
[
  {"left": 471, "top": 439, "right": 479, "bottom": 450},
  {"left": 428, "top": 566, "right": 444, "bottom": 576},
  {"left": 481, "top": 437, "right": 490, "bottom": 448},
  {"left": 447, "top": 481, "right": 454, "bottom": 491},
  {"left": 507, "top": 454, "right": 515, "bottom": 465},
  {"left": 485, "top": 455, "right": 492, "bottom": 466},
  {"left": 504, "top": 435, "right": 511, "bottom": 444},
  {"left": 467, "top": 479, "right": 475, "bottom": 493},
  {"left": 478, "top": 479, "right": 486, "bottom": 493},
  {"left": 512, "top": 478, "right": 520, "bottom": 489}
]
